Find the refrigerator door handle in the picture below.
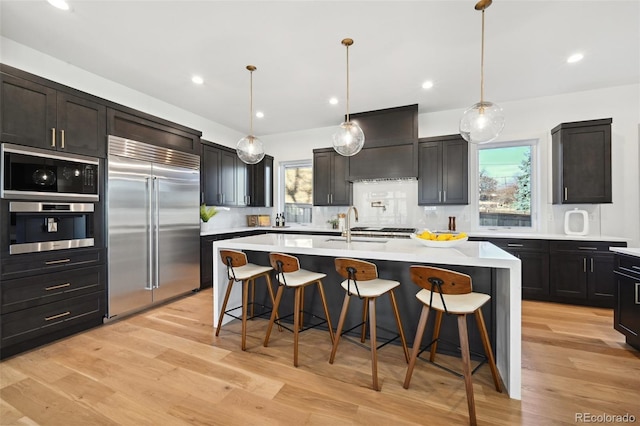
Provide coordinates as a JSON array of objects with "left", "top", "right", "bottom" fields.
[
  {"left": 145, "top": 177, "right": 153, "bottom": 290},
  {"left": 154, "top": 176, "right": 160, "bottom": 289}
]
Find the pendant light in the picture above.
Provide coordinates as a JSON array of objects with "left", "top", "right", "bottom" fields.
[
  {"left": 333, "top": 38, "right": 365, "bottom": 157},
  {"left": 459, "top": 0, "right": 505, "bottom": 144},
  {"left": 236, "top": 65, "right": 265, "bottom": 164}
]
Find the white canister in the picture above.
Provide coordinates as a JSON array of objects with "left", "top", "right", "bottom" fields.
[{"left": 564, "top": 208, "right": 589, "bottom": 236}]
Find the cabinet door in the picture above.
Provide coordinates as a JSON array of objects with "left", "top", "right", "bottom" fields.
[
  {"left": 614, "top": 271, "right": 640, "bottom": 340},
  {"left": 0, "top": 73, "right": 56, "bottom": 150},
  {"left": 330, "top": 153, "right": 351, "bottom": 206},
  {"left": 202, "top": 145, "right": 221, "bottom": 205},
  {"left": 220, "top": 150, "right": 238, "bottom": 206},
  {"left": 442, "top": 138, "right": 468, "bottom": 204},
  {"left": 57, "top": 92, "right": 106, "bottom": 157},
  {"left": 248, "top": 156, "right": 273, "bottom": 207},
  {"left": 313, "top": 151, "right": 331, "bottom": 206},
  {"left": 562, "top": 126, "right": 611, "bottom": 203},
  {"left": 418, "top": 142, "right": 442, "bottom": 205},
  {"left": 550, "top": 253, "right": 587, "bottom": 300},
  {"left": 519, "top": 251, "right": 550, "bottom": 299},
  {"left": 587, "top": 253, "right": 616, "bottom": 305},
  {"left": 200, "top": 236, "right": 216, "bottom": 289}
]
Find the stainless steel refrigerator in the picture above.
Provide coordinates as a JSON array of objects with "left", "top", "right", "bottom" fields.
[{"left": 106, "top": 135, "right": 200, "bottom": 319}]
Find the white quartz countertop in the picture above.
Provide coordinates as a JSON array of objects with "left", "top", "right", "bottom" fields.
[
  {"left": 213, "top": 233, "right": 519, "bottom": 269},
  {"left": 610, "top": 247, "right": 640, "bottom": 258}
]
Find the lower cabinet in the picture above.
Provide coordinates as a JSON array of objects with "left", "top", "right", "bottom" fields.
[
  {"left": 614, "top": 254, "right": 640, "bottom": 350},
  {"left": 0, "top": 252, "right": 106, "bottom": 359}
]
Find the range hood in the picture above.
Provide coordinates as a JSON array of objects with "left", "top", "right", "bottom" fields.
[{"left": 347, "top": 104, "right": 418, "bottom": 181}]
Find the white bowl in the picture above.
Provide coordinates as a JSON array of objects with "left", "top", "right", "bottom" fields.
[{"left": 410, "top": 232, "right": 468, "bottom": 248}]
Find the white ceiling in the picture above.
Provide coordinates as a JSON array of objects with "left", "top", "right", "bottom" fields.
[{"left": 1, "top": 1, "right": 638, "bottom": 136}]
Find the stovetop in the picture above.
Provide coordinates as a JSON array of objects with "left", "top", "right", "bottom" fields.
[{"left": 349, "top": 227, "right": 416, "bottom": 238}]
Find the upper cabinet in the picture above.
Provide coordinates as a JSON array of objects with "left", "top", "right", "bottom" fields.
[
  {"left": 201, "top": 141, "right": 247, "bottom": 207},
  {"left": 418, "top": 134, "right": 468, "bottom": 205},
  {"left": 552, "top": 118, "right": 612, "bottom": 204},
  {"left": 313, "top": 148, "right": 351, "bottom": 206},
  {"left": 247, "top": 155, "right": 274, "bottom": 207},
  {"left": 1, "top": 72, "right": 106, "bottom": 157},
  {"left": 347, "top": 104, "right": 419, "bottom": 181}
]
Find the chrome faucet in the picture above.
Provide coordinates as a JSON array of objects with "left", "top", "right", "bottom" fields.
[{"left": 344, "top": 206, "right": 359, "bottom": 243}]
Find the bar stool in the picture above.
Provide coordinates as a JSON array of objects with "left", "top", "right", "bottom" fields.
[
  {"left": 403, "top": 265, "right": 502, "bottom": 426},
  {"left": 263, "top": 252, "right": 335, "bottom": 367},
  {"left": 329, "top": 258, "right": 410, "bottom": 391},
  {"left": 216, "top": 249, "right": 278, "bottom": 351}
]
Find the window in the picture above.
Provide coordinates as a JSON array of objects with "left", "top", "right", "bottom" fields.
[
  {"left": 477, "top": 141, "right": 535, "bottom": 229},
  {"left": 280, "top": 160, "right": 313, "bottom": 224}
]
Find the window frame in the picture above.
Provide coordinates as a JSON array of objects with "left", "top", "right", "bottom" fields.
[
  {"left": 278, "top": 159, "right": 313, "bottom": 224},
  {"left": 472, "top": 138, "right": 540, "bottom": 232}
]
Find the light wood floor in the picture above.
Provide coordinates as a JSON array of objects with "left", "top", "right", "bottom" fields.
[{"left": 1, "top": 289, "right": 639, "bottom": 425}]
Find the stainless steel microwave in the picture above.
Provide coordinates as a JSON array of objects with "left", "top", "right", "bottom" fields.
[{"left": 1, "top": 143, "right": 99, "bottom": 202}]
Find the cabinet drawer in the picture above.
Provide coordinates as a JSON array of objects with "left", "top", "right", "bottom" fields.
[
  {"left": 0, "top": 291, "right": 105, "bottom": 347},
  {"left": 485, "top": 238, "right": 548, "bottom": 252},
  {"left": 1, "top": 265, "right": 105, "bottom": 314},
  {"left": 550, "top": 240, "right": 624, "bottom": 253},
  {"left": 0, "top": 248, "right": 104, "bottom": 280},
  {"left": 617, "top": 255, "right": 640, "bottom": 278}
]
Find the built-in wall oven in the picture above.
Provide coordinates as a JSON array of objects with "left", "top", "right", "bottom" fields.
[{"left": 1, "top": 143, "right": 99, "bottom": 255}]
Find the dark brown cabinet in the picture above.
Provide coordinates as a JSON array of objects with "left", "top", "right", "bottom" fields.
[
  {"left": 201, "top": 141, "right": 247, "bottom": 207},
  {"left": 1, "top": 72, "right": 106, "bottom": 157},
  {"left": 483, "top": 238, "right": 550, "bottom": 300},
  {"left": 418, "top": 135, "right": 468, "bottom": 205},
  {"left": 0, "top": 248, "right": 106, "bottom": 359},
  {"left": 614, "top": 254, "right": 640, "bottom": 350},
  {"left": 549, "top": 240, "right": 625, "bottom": 307},
  {"left": 313, "top": 148, "right": 351, "bottom": 206},
  {"left": 347, "top": 104, "right": 419, "bottom": 181},
  {"left": 552, "top": 118, "right": 612, "bottom": 204},
  {"left": 246, "top": 155, "right": 273, "bottom": 207}
]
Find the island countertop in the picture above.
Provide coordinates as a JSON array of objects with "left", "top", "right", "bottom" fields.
[{"left": 211, "top": 233, "right": 522, "bottom": 399}]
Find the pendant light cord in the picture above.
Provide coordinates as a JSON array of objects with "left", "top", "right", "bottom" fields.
[
  {"left": 346, "top": 42, "right": 350, "bottom": 123},
  {"left": 249, "top": 69, "right": 254, "bottom": 136},
  {"left": 480, "top": 8, "right": 485, "bottom": 105}
]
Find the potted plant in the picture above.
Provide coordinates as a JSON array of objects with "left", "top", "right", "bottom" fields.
[
  {"left": 200, "top": 204, "right": 218, "bottom": 222},
  {"left": 327, "top": 217, "right": 339, "bottom": 229}
]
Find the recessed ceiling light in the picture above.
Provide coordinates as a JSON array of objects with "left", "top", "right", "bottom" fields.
[
  {"left": 191, "top": 75, "right": 204, "bottom": 85},
  {"left": 567, "top": 53, "right": 584, "bottom": 64},
  {"left": 422, "top": 81, "right": 434, "bottom": 89},
  {"left": 329, "top": 97, "right": 339, "bottom": 105},
  {"left": 255, "top": 111, "right": 264, "bottom": 118},
  {"left": 47, "top": 0, "right": 70, "bottom": 10}
]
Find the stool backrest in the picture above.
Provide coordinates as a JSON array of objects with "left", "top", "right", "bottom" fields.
[
  {"left": 269, "top": 252, "right": 300, "bottom": 273},
  {"left": 220, "top": 249, "right": 247, "bottom": 268},
  {"left": 335, "top": 258, "right": 378, "bottom": 281},
  {"left": 409, "top": 265, "right": 472, "bottom": 295}
]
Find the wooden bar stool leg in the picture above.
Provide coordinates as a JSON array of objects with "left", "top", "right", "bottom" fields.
[
  {"left": 475, "top": 309, "right": 502, "bottom": 392},
  {"left": 329, "top": 292, "right": 351, "bottom": 364},
  {"left": 264, "top": 273, "right": 282, "bottom": 332},
  {"left": 250, "top": 279, "right": 256, "bottom": 319},
  {"left": 264, "top": 284, "right": 284, "bottom": 347},
  {"left": 316, "top": 280, "right": 335, "bottom": 343},
  {"left": 361, "top": 299, "right": 368, "bottom": 343},
  {"left": 368, "top": 297, "right": 380, "bottom": 391},
  {"left": 389, "top": 289, "right": 410, "bottom": 363},
  {"left": 293, "top": 287, "right": 302, "bottom": 367},
  {"left": 215, "top": 278, "right": 234, "bottom": 337},
  {"left": 429, "top": 310, "right": 444, "bottom": 362},
  {"left": 458, "top": 314, "right": 477, "bottom": 426},
  {"left": 241, "top": 280, "right": 249, "bottom": 351},
  {"left": 403, "top": 304, "right": 430, "bottom": 389},
  {"left": 298, "top": 287, "right": 305, "bottom": 331}
]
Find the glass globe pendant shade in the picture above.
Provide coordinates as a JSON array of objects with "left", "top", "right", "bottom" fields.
[
  {"left": 332, "top": 121, "right": 365, "bottom": 156},
  {"left": 459, "top": 101, "right": 505, "bottom": 144},
  {"left": 236, "top": 135, "right": 265, "bottom": 164}
]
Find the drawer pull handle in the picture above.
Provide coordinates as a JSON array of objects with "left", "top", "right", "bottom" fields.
[
  {"left": 45, "top": 283, "right": 71, "bottom": 291},
  {"left": 507, "top": 243, "right": 524, "bottom": 247},
  {"left": 45, "top": 311, "right": 70, "bottom": 321},
  {"left": 632, "top": 266, "right": 640, "bottom": 271},
  {"left": 577, "top": 247, "right": 598, "bottom": 251},
  {"left": 636, "top": 283, "right": 640, "bottom": 305},
  {"left": 45, "top": 258, "right": 71, "bottom": 265}
]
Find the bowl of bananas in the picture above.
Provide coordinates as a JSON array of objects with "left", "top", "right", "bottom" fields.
[{"left": 409, "top": 229, "right": 468, "bottom": 248}]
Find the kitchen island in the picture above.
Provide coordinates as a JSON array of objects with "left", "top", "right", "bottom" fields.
[{"left": 212, "top": 233, "right": 522, "bottom": 399}]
